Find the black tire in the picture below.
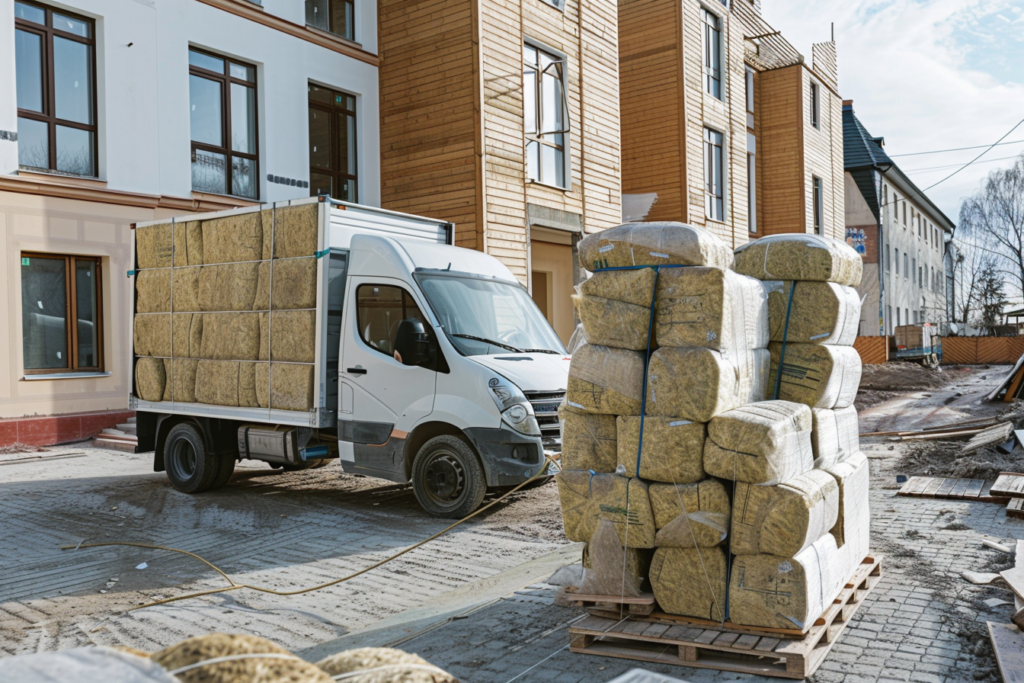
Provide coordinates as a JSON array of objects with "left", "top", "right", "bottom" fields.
[
  {"left": 208, "top": 450, "right": 237, "bottom": 491},
  {"left": 411, "top": 435, "right": 487, "bottom": 518},
  {"left": 164, "top": 423, "right": 219, "bottom": 494}
]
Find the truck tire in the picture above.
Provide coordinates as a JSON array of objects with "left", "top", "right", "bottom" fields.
[
  {"left": 411, "top": 435, "right": 487, "bottom": 519},
  {"left": 164, "top": 423, "right": 220, "bottom": 494},
  {"left": 208, "top": 451, "right": 237, "bottom": 491}
]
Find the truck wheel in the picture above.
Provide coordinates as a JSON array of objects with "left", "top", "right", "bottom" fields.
[
  {"left": 411, "top": 435, "right": 487, "bottom": 519},
  {"left": 208, "top": 451, "right": 237, "bottom": 491},
  {"left": 164, "top": 423, "right": 219, "bottom": 494}
]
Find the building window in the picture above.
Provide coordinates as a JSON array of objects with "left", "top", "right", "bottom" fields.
[
  {"left": 810, "top": 81, "right": 820, "bottom": 129},
  {"left": 918, "top": 264, "right": 922, "bottom": 288},
  {"left": 904, "top": 253, "right": 908, "bottom": 279},
  {"left": 704, "top": 127, "right": 725, "bottom": 221},
  {"left": 747, "top": 152, "right": 756, "bottom": 233},
  {"left": 895, "top": 248, "right": 899, "bottom": 275},
  {"left": 745, "top": 67, "right": 755, "bottom": 129},
  {"left": 188, "top": 48, "right": 258, "bottom": 199},
  {"left": 524, "top": 42, "right": 569, "bottom": 188},
  {"left": 812, "top": 176, "right": 823, "bottom": 235},
  {"left": 21, "top": 253, "right": 102, "bottom": 373},
  {"left": 308, "top": 83, "right": 358, "bottom": 202},
  {"left": 305, "top": 0, "right": 355, "bottom": 41},
  {"left": 14, "top": 1, "right": 97, "bottom": 176},
  {"left": 896, "top": 308, "right": 900, "bottom": 326},
  {"left": 886, "top": 245, "right": 891, "bottom": 273},
  {"left": 901, "top": 200, "right": 906, "bottom": 225},
  {"left": 701, "top": 8, "right": 722, "bottom": 100}
]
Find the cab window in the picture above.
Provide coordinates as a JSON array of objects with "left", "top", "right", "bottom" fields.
[{"left": 356, "top": 284, "right": 428, "bottom": 362}]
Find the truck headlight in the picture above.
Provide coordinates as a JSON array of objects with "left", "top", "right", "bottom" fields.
[{"left": 487, "top": 376, "right": 541, "bottom": 437}]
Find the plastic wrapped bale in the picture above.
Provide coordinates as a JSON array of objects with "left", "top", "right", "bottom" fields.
[
  {"left": 256, "top": 363, "right": 315, "bottom": 411},
  {"left": 262, "top": 203, "right": 319, "bottom": 259},
  {"left": 172, "top": 267, "right": 202, "bottom": 312},
  {"left": 731, "top": 469, "right": 840, "bottom": 557},
  {"left": 136, "top": 224, "right": 173, "bottom": 268},
  {"left": 764, "top": 280, "right": 860, "bottom": 345},
  {"left": 615, "top": 416, "right": 705, "bottom": 483},
  {"left": 703, "top": 401, "right": 814, "bottom": 485},
  {"left": 729, "top": 534, "right": 849, "bottom": 631},
  {"left": 811, "top": 406, "right": 860, "bottom": 469},
  {"left": 199, "top": 262, "right": 260, "bottom": 312},
  {"left": 578, "top": 222, "right": 733, "bottom": 271},
  {"left": 194, "top": 361, "right": 246, "bottom": 406},
  {"left": 152, "top": 633, "right": 332, "bottom": 683},
  {"left": 556, "top": 471, "right": 656, "bottom": 548},
  {"left": 579, "top": 268, "right": 656, "bottom": 305},
  {"left": 259, "top": 310, "right": 317, "bottom": 363},
  {"left": 135, "top": 270, "right": 170, "bottom": 313},
  {"left": 0, "top": 647, "right": 179, "bottom": 683},
  {"left": 134, "top": 314, "right": 170, "bottom": 357},
  {"left": 566, "top": 344, "right": 645, "bottom": 415},
  {"left": 316, "top": 647, "right": 457, "bottom": 683},
  {"left": 579, "top": 519, "right": 653, "bottom": 597},
  {"left": 655, "top": 267, "right": 769, "bottom": 350},
  {"left": 733, "top": 234, "right": 863, "bottom": 287},
  {"left": 559, "top": 405, "right": 617, "bottom": 473},
  {"left": 648, "top": 479, "right": 729, "bottom": 548},
  {"left": 161, "top": 359, "right": 199, "bottom": 403},
  {"left": 645, "top": 348, "right": 770, "bottom": 422},
  {"left": 200, "top": 211, "right": 263, "bottom": 264},
  {"left": 199, "top": 313, "right": 261, "bottom": 360},
  {"left": 253, "top": 257, "right": 318, "bottom": 311},
  {"left": 135, "top": 357, "right": 166, "bottom": 402},
  {"left": 821, "top": 451, "right": 870, "bottom": 564},
  {"left": 573, "top": 296, "right": 652, "bottom": 351},
  {"left": 649, "top": 546, "right": 727, "bottom": 621},
  {"left": 768, "top": 343, "right": 862, "bottom": 409},
  {"left": 557, "top": 469, "right": 597, "bottom": 542}
]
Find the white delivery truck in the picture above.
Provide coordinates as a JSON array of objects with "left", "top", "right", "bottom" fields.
[{"left": 131, "top": 197, "right": 568, "bottom": 517}]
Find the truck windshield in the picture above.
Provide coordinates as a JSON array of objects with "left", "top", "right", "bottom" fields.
[{"left": 417, "top": 273, "right": 567, "bottom": 357}]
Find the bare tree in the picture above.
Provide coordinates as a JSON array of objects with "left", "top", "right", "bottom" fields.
[
  {"left": 976, "top": 258, "right": 1007, "bottom": 334},
  {"left": 950, "top": 234, "right": 988, "bottom": 326}
]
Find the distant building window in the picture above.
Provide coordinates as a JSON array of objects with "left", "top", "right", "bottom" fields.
[
  {"left": 702, "top": 8, "right": 722, "bottom": 100},
  {"left": 747, "top": 152, "right": 756, "bottom": 233},
  {"left": 745, "top": 67, "right": 755, "bottom": 128},
  {"left": 704, "top": 127, "right": 725, "bottom": 221},
  {"left": 306, "top": 0, "right": 355, "bottom": 41},
  {"left": 895, "top": 248, "right": 899, "bottom": 275},
  {"left": 810, "top": 82, "right": 820, "bottom": 129},
  {"left": 308, "top": 83, "right": 358, "bottom": 202},
  {"left": 14, "top": 1, "right": 97, "bottom": 176},
  {"left": 888, "top": 306, "right": 892, "bottom": 334},
  {"left": 886, "top": 245, "right": 891, "bottom": 273},
  {"left": 21, "top": 253, "right": 102, "bottom": 373},
  {"left": 896, "top": 308, "right": 900, "bottom": 326},
  {"left": 901, "top": 200, "right": 906, "bottom": 225},
  {"left": 189, "top": 48, "right": 258, "bottom": 199},
  {"left": 812, "top": 176, "right": 823, "bottom": 235},
  {"left": 524, "top": 42, "right": 569, "bottom": 188},
  {"left": 904, "top": 253, "right": 908, "bottom": 279},
  {"left": 540, "top": 0, "right": 565, "bottom": 8}
]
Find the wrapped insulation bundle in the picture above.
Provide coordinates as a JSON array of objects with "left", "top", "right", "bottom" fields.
[
  {"left": 566, "top": 344, "right": 645, "bottom": 415},
  {"left": 649, "top": 546, "right": 728, "bottom": 621},
  {"left": 648, "top": 479, "right": 730, "bottom": 548},
  {"left": 703, "top": 401, "right": 814, "bottom": 485},
  {"left": 645, "top": 348, "right": 770, "bottom": 422},
  {"left": 764, "top": 280, "right": 861, "bottom": 345},
  {"left": 615, "top": 416, "right": 706, "bottom": 484},
  {"left": 579, "top": 223, "right": 733, "bottom": 271},
  {"left": 731, "top": 469, "right": 840, "bottom": 557},
  {"left": 655, "top": 267, "right": 768, "bottom": 350},
  {"left": 559, "top": 406, "right": 617, "bottom": 473},
  {"left": 810, "top": 406, "right": 860, "bottom": 469},
  {"left": 768, "top": 343, "right": 863, "bottom": 409},
  {"left": 733, "top": 234, "right": 863, "bottom": 287}
]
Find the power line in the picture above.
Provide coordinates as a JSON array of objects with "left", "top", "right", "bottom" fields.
[
  {"left": 924, "top": 115, "right": 1024, "bottom": 191},
  {"left": 904, "top": 154, "right": 1023, "bottom": 175},
  {"left": 889, "top": 138, "right": 1024, "bottom": 158}
]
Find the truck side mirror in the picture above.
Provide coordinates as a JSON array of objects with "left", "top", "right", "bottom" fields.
[{"left": 394, "top": 319, "right": 432, "bottom": 367}]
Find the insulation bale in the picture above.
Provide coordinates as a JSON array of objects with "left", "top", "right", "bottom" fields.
[
  {"left": 195, "top": 360, "right": 245, "bottom": 406},
  {"left": 262, "top": 203, "right": 319, "bottom": 259},
  {"left": 559, "top": 405, "right": 617, "bottom": 473},
  {"left": 579, "top": 222, "right": 733, "bottom": 271},
  {"left": 135, "top": 223, "right": 173, "bottom": 268},
  {"left": 200, "top": 210, "right": 263, "bottom": 264},
  {"left": 615, "top": 416, "right": 705, "bottom": 484},
  {"left": 765, "top": 280, "right": 861, "bottom": 345},
  {"left": 703, "top": 401, "right": 814, "bottom": 485},
  {"left": 768, "top": 343, "right": 862, "bottom": 409},
  {"left": 134, "top": 314, "right": 170, "bottom": 357},
  {"left": 239, "top": 362, "right": 259, "bottom": 407},
  {"left": 566, "top": 344, "right": 645, "bottom": 415},
  {"left": 172, "top": 313, "right": 204, "bottom": 358},
  {"left": 161, "top": 359, "right": 199, "bottom": 403},
  {"left": 153, "top": 633, "right": 331, "bottom": 683},
  {"left": 256, "top": 362, "right": 315, "bottom": 411},
  {"left": 555, "top": 471, "right": 656, "bottom": 548},
  {"left": 134, "top": 357, "right": 166, "bottom": 402},
  {"left": 731, "top": 469, "right": 840, "bottom": 557},
  {"left": 573, "top": 295, "right": 652, "bottom": 351},
  {"left": 733, "top": 234, "right": 863, "bottom": 287},
  {"left": 648, "top": 479, "right": 730, "bottom": 548},
  {"left": 172, "top": 267, "right": 202, "bottom": 312},
  {"left": 253, "top": 257, "right": 318, "bottom": 311},
  {"left": 259, "top": 310, "right": 317, "bottom": 363},
  {"left": 811, "top": 406, "right": 860, "bottom": 469},
  {"left": 557, "top": 469, "right": 597, "bottom": 543},
  {"left": 821, "top": 451, "right": 871, "bottom": 563},
  {"left": 655, "top": 267, "right": 769, "bottom": 350},
  {"left": 316, "top": 647, "right": 456, "bottom": 683},
  {"left": 179, "top": 220, "right": 204, "bottom": 266},
  {"left": 579, "top": 268, "right": 657, "bottom": 305},
  {"left": 645, "top": 347, "right": 770, "bottom": 422},
  {"left": 135, "top": 269, "right": 170, "bottom": 313},
  {"left": 199, "top": 312, "right": 261, "bottom": 360},
  {"left": 579, "top": 520, "right": 653, "bottom": 597},
  {"left": 649, "top": 546, "right": 727, "bottom": 621},
  {"left": 198, "top": 262, "right": 260, "bottom": 311}
]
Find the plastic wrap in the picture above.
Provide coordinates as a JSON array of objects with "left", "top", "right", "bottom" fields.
[
  {"left": 567, "top": 323, "right": 588, "bottom": 354},
  {"left": 820, "top": 451, "right": 870, "bottom": 562},
  {"left": 768, "top": 343, "right": 863, "bottom": 409},
  {"left": 560, "top": 405, "right": 617, "bottom": 473},
  {"left": 615, "top": 416, "right": 706, "bottom": 484},
  {"left": 703, "top": 400, "right": 814, "bottom": 485},
  {"left": 764, "top": 280, "right": 861, "bottom": 345},
  {"left": 655, "top": 267, "right": 769, "bottom": 350},
  {"left": 579, "top": 520, "right": 653, "bottom": 597},
  {"left": 579, "top": 223, "right": 734, "bottom": 271},
  {"left": 733, "top": 233, "right": 863, "bottom": 287},
  {"left": 645, "top": 348, "right": 770, "bottom": 422},
  {"left": 573, "top": 295, "right": 653, "bottom": 350},
  {"left": 649, "top": 479, "right": 730, "bottom": 547},
  {"left": 810, "top": 406, "right": 860, "bottom": 469},
  {"left": 649, "top": 546, "right": 727, "bottom": 621},
  {"left": 556, "top": 470, "right": 656, "bottom": 548},
  {"left": 578, "top": 268, "right": 657, "bottom": 305},
  {"left": 557, "top": 469, "right": 597, "bottom": 543},
  {"left": 731, "top": 469, "right": 840, "bottom": 557},
  {"left": 566, "top": 344, "right": 646, "bottom": 415}
]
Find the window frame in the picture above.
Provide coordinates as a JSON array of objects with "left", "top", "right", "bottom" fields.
[
  {"left": 704, "top": 127, "right": 725, "bottom": 222},
  {"left": 523, "top": 39, "right": 571, "bottom": 190},
  {"left": 354, "top": 282, "right": 433, "bottom": 367},
  {"left": 810, "top": 80, "right": 820, "bottom": 129},
  {"left": 188, "top": 46, "right": 260, "bottom": 199},
  {"left": 812, "top": 175, "right": 823, "bottom": 235},
  {"left": 21, "top": 252, "right": 103, "bottom": 375},
  {"left": 744, "top": 66, "right": 755, "bottom": 129},
  {"left": 308, "top": 82, "right": 359, "bottom": 202},
  {"left": 747, "top": 151, "right": 756, "bottom": 233},
  {"left": 14, "top": 0, "right": 98, "bottom": 177},
  {"left": 701, "top": 7, "right": 723, "bottom": 100},
  {"left": 305, "top": 0, "right": 356, "bottom": 42}
]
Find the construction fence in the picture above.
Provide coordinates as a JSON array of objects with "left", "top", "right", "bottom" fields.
[{"left": 852, "top": 335, "right": 1024, "bottom": 365}]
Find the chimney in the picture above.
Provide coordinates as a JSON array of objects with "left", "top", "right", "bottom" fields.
[{"left": 842, "top": 99, "right": 854, "bottom": 111}]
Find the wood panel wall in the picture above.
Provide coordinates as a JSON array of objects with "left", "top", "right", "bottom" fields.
[
  {"left": 943, "top": 337, "right": 1024, "bottom": 365},
  {"left": 756, "top": 65, "right": 803, "bottom": 235}
]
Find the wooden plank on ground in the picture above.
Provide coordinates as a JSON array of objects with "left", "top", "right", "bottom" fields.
[
  {"left": 962, "top": 423, "right": 1015, "bottom": 454},
  {"left": 965, "top": 479, "right": 986, "bottom": 499},
  {"left": 1008, "top": 499, "right": 1024, "bottom": 519},
  {"left": 988, "top": 622, "right": 1024, "bottom": 682},
  {"left": 935, "top": 478, "right": 959, "bottom": 497},
  {"left": 923, "top": 478, "right": 946, "bottom": 497},
  {"left": 950, "top": 478, "right": 972, "bottom": 498},
  {"left": 992, "top": 473, "right": 1024, "bottom": 498}
]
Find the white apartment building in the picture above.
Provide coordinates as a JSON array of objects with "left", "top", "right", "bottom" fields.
[{"left": 0, "top": 0, "right": 379, "bottom": 438}]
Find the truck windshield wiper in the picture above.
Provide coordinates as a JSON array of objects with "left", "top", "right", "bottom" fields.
[
  {"left": 450, "top": 333, "right": 523, "bottom": 353},
  {"left": 521, "top": 348, "right": 561, "bottom": 354}
]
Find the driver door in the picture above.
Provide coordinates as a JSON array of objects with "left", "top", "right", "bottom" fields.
[{"left": 339, "top": 277, "right": 437, "bottom": 481}]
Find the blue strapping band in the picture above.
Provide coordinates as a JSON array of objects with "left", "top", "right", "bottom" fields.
[
  {"left": 127, "top": 269, "right": 136, "bottom": 278},
  {"left": 772, "top": 281, "right": 798, "bottom": 400},
  {"left": 314, "top": 248, "right": 331, "bottom": 259}
]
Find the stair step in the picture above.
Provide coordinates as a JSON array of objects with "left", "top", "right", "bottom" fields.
[
  {"left": 116, "top": 423, "right": 137, "bottom": 434},
  {"left": 100, "top": 428, "right": 126, "bottom": 436},
  {"left": 127, "top": 416, "right": 137, "bottom": 424},
  {"left": 93, "top": 437, "right": 137, "bottom": 453}
]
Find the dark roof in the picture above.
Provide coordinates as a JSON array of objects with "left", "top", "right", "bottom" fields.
[{"left": 843, "top": 106, "right": 893, "bottom": 170}]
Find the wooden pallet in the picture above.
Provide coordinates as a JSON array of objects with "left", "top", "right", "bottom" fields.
[
  {"left": 565, "top": 592, "right": 657, "bottom": 617},
  {"left": 992, "top": 473, "right": 1024, "bottom": 499},
  {"left": 989, "top": 622, "right": 1024, "bottom": 682},
  {"left": 897, "top": 476, "right": 1009, "bottom": 503},
  {"left": 1008, "top": 499, "right": 1024, "bottom": 519},
  {"left": 568, "top": 556, "right": 882, "bottom": 679}
]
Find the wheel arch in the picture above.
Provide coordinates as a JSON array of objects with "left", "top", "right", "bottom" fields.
[
  {"left": 402, "top": 421, "right": 475, "bottom": 482},
  {"left": 153, "top": 415, "right": 237, "bottom": 472}
]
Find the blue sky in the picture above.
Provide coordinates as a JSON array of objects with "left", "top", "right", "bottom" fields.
[{"left": 762, "top": 0, "right": 1024, "bottom": 225}]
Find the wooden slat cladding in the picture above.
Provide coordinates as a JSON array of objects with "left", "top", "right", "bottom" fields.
[{"left": 757, "top": 65, "right": 804, "bottom": 235}]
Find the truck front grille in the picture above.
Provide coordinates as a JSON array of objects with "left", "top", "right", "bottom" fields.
[{"left": 525, "top": 390, "right": 565, "bottom": 451}]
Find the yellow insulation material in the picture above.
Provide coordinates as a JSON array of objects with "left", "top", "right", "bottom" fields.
[
  {"left": 768, "top": 343, "right": 863, "bottom": 409},
  {"left": 135, "top": 270, "right": 170, "bottom": 313},
  {"left": 615, "top": 416, "right": 705, "bottom": 484},
  {"left": 559, "top": 406, "right": 617, "bottom": 473},
  {"left": 648, "top": 479, "right": 729, "bottom": 548},
  {"left": 733, "top": 234, "right": 863, "bottom": 287},
  {"left": 135, "top": 357, "right": 166, "bottom": 402},
  {"left": 572, "top": 295, "right": 652, "bottom": 351},
  {"left": 172, "top": 267, "right": 202, "bottom": 312},
  {"left": 654, "top": 267, "right": 768, "bottom": 350},
  {"left": 650, "top": 546, "right": 727, "bottom": 621},
  {"left": 199, "top": 313, "right": 261, "bottom": 361},
  {"left": 578, "top": 223, "right": 733, "bottom": 271},
  {"left": 579, "top": 268, "right": 657, "bottom": 306},
  {"left": 316, "top": 647, "right": 456, "bottom": 683},
  {"left": 201, "top": 211, "right": 263, "bottom": 264},
  {"left": 135, "top": 224, "right": 172, "bottom": 269},
  {"left": 256, "top": 363, "right": 315, "bottom": 411},
  {"left": 703, "top": 400, "right": 814, "bottom": 485},
  {"left": 579, "top": 520, "right": 653, "bottom": 597},
  {"left": 153, "top": 633, "right": 331, "bottom": 683},
  {"left": 731, "top": 469, "right": 839, "bottom": 557},
  {"left": 566, "top": 344, "right": 645, "bottom": 415},
  {"left": 198, "top": 263, "right": 260, "bottom": 312},
  {"left": 162, "top": 359, "right": 199, "bottom": 403},
  {"left": 556, "top": 471, "right": 656, "bottom": 548},
  {"left": 645, "top": 348, "right": 770, "bottom": 422},
  {"left": 253, "top": 257, "right": 318, "bottom": 310},
  {"left": 765, "top": 280, "right": 861, "bottom": 345},
  {"left": 811, "top": 406, "right": 860, "bottom": 469},
  {"left": 259, "top": 310, "right": 317, "bottom": 363},
  {"left": 262, "top": 203, "right": 319, "bottom": 259}
]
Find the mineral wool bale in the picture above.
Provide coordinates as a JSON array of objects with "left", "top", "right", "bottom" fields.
[
  {"left": 648, "top": 479, "right": 729, "bottom": 548},
  {"left": 729, "top": 533, "right": 848, "bottom": 631},
  {"left": 579, "top": 268, "right": 657, "bottom": 306},
  {"left": 731, "top": 469, "right": 840, "bottom": 557},
  {"left": 316, "top": 647, "right": 456, "bottom": 683},
  {"left": 650, "top": 546, "right": 727, "bottom": 621},
  {"left": 259, "top": 310, "right": 316, "bottom": 363},
  {"left": 256, "top": 363, "right": 315, "bottom": 411},
  {"left": 559, "top": 405, "right": 617, "bottom": 473},
  {"left": 135, "top": 357, "right": 166, "bottom": 402},
  {"left": 811, "top": 406, "right": 860, "bottom": 469},
  {"left": 198, "top": 262, "right": 260, "bottom": 312},
  {"left": 820, "top": 451, "right": 870, "bottom": 562},
  {"left": 556, "top": 471, "right": 656, "bottom": 548},
  {"left": 134, "top": 314, "right": 170, "bottom": 357},
  {"left": 579, "top": 222, "right": 733, "bottom": 271},
  {"left": 557, "top": 469, "right": 597, "bottom": 542},
  {"left": 199, "top": 312, "right": 261, "bottom": 360},
  {"left": 768, "top": 343, "right": 862, "bottom": 409},
  {"left": 579, "top": 519, "right": 653, "bottom": 596},
  {"left": 566, "top": 344, "right": 645, "bottom": 415},
  {"left": 615, "top": 416, "right": 705, "bottom": 483},
  {"left": 177, "top": 220, "right": 204, "bottom": 266},
  {"left": 765, "top": 280, "right": 861, "bottom": 345},
  {"left": 172, "top": 313, "right": 203, "bottom": 358},
  {"left": 153, "top": 633, "right": 332, "bottom": 683},
  {"left": 201, "top": 210, "right": 263, "bottom": 264},
  {"left": 135, "top": 223, "right": 173, "bottom": 268},
  {"left": 195, "top": 360, "right": 244, "bottom": 406},
  {"left": 253, "top": 257, "right": 318, "bottom": 311},
  {"left": 161, "top": 358, "right": 199, "bottom": 403},
  {"left": 573, "top": 295, "right": 652, "bottom": 351},
  {"left": 239, "top": 362, "right": 259, "bottom": 408},
  {"left": 171, "top": 267, "right": 202, "bottom": 312},
  {"left": 733, "top": 233, "right": 863, "bottom": 287},
  {"left": 655, "top": 267, "right": 769, "bottom": 350},
  {"left": 262, "top": 203, "right": 319, "bottom": 259},
  {"left": 645, "top": 347, "right": 770, "bottom": 422},
  {"left": 135, "top": 269, "right": 170, "bottom": 313},
  {"left": 703, "top": 401, "right": 814, "bottom": 484}
]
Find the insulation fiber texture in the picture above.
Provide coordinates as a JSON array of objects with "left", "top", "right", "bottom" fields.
[
  {"left": 566, "top": 344, "right": 645, "bottom": 415},
  {"left": 173, "top": 267, "right": 202, "bottom": 312},
  {"left": 163, "top": 359, "right": 199, "bottom": 403},
  {"left": 579, "top": 268, "right": 656, "bottom": 306},
  {"left": 135, "top": 224, "right": 172, "bottom": 269},
  {"left": 200, "top": 313, "right": 261, "bottom": 361},
  {"left": 731, "top": 469, "right": 840, "bottom": 557},
  {"left": 152, "top": 633, "right": 331, "bottom": 683},
  {"left": 135, "top": 270, "right": 170, "bottom": 313},
  {"left": 316, "top": 647, "right": 456, "bottom": 683},
  {"left": 821, "top": 451, "right": 871, "bottom": 562},
  {"left": 579, "top": 520, "right": 653, "bottom": 597},
  {"left": 615, "top": 416, "right": 705, "bottom": 483},
  {"left": 135, "top": 357, "right": 166, "bottom": 402},
  {"left": 649, "top": 479, "right": 729, "bottom": 548},
  {"left": 557, "top": 469, "right": 596, "bottom": 543},
  {"left": 768, "top": 343, "right": 863, "bottom": 409},
  {"left": 733, "top": 234, "right": 863, "bottom": 287},
  {"left": 556, "top": 471, "right": 656, "bottom": 548},
  {"left": 201, "top": 211, "right": 263, "bottom": 264},
  {"left": 811, "top": 406, "right": 860, "bottom": 469},
  {"left": 262, "top": 203, "right": 319, "bottom": 259},
  {"left": 645, "top": 348, "right": 770, "bottom": 422},
  {"left": 133, "top": 314, "right": 171, "bottom": 358},
  {"left": 650, "top": 546, "right": 727, "bottom": 621},
  {"left": 559, "top": 405, "right": 617, "bottom": 473},
  {"left": 256, "top": 363, "right": 314, "bottom": 411},
  {"left": 199, "top": 263, "right": 260, "bottom": 311},
  {"left": 253, "top": 258, "right": 318, "bottom": 310},
  {"left": 573, "top": 295, "right": 651, "bottom": 350},
  {"left": 765, "top": 280, "right": 861, "bottom": 345},
  {"left": 260, "top": 310, "right": 316, "bottom": 363},
  {"left": 703, "top": 400, "right": 814, "bottom": 485},
  {"left": 195, "top": 361, "right": 251, "bottom": 407},
  {"left": 655, "top": 267, "right": 769, "bottom": 350},
  {"left": 579, "top": 223, "right": 733, "bottom": 271}
]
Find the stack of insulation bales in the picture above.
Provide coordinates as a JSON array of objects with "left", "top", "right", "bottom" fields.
[{"left": 132, "top": 204, "right": 320, "bottom": 412}]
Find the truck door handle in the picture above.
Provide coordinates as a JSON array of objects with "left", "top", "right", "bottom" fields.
[{"left": 346, "top": 367, "right": 367, "bottom": 375}]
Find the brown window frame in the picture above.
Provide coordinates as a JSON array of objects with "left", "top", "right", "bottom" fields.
[
  {"left": 308, "top": 83, "right": 358, "bottom": 202},
  {"left": 305, "top": 0, "right": 356, "bottom": 41},
  {"left": 14, "top": 0, "right": 98, "bottom": 177},
  {"left": 188, "top": 47, "right": 260, "bottom": 199},
  {"left": 21, "top": 252, "right": 104, "bottom": 375},
  {"left": 523, "top": 41, "right": 570, "bottom": 189}
]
